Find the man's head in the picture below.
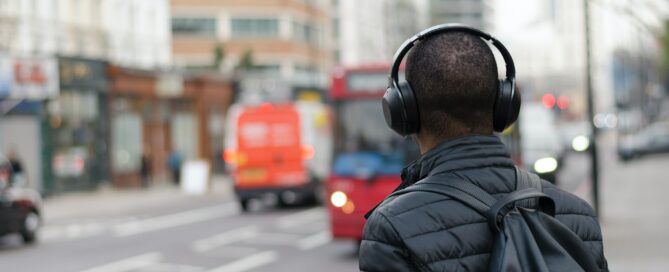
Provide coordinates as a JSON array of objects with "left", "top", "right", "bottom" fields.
[{"left": 406, "top": 32, "right": 499, "bottom": 149}]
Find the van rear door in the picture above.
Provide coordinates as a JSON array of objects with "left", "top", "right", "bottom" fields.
[{"left": 235, "top": 104, "right": 306, "bottom": 188}]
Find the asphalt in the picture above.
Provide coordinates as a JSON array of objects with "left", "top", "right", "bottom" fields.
[{"left": 0, "top": 178, "right": 358, "bottom": 272}]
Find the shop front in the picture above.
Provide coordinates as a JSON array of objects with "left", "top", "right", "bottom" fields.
[
  {"left": 108, "top": 66, "right": 233, "bottom": 187},
  {"left": 42, "top": 57, "right": 110, "bottom": 194}
]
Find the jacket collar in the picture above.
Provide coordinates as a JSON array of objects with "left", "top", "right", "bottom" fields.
[
  {"left": 398, "top": 134, "right": 513, "bottom": 190},
  {"left": 364, "top": 134, "right": 514, "bottom": 219}
]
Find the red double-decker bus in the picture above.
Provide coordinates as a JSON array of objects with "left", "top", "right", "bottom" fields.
[{"left": 326, "top": 65, "right": 419, "bottom": 241}]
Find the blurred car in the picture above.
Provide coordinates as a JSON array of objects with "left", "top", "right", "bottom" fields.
[
  {"left": 0, "top": 155, "right": 42, "bottom": 244},
  {"left": 560, "top": 121, "right": 592, "bottom": 153},
  {"left": 519, "top": 103, "right": 564, "bottom": 183},
  {"left": 618, "top": 122, "right": 669, "bottom": 161}
]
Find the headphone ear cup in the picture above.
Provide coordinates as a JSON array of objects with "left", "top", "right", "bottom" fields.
[
  {"left": 397, "top": 81, "right": 420, "bottom": 135},
  {"left": 509, "top": 80, "right": 520, "bottom": 126},
  {"left": 493, "top": 79, "right": 516, "bottom": 132},
  {"left": 383, "top": 85, "right": 407, "bottom": 135}
]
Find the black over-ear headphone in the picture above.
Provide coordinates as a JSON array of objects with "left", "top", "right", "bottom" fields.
[{"left": 382, "top": 24, "right": 520, "bottom": 136}]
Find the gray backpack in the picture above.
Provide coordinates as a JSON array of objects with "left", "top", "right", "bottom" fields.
[{"left": 391, "top": 167, "right": 601, "bottom": 271}]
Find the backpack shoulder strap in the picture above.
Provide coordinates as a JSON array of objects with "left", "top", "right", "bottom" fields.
[
  {"left": 515, "top": 166, "right": 543, "bottom": 191},
  {"left": 389, "top": 174, "right": 496, "bottom": 215},
  {"left": 515, "top": 166, "right": 543, "bottom": 208}
]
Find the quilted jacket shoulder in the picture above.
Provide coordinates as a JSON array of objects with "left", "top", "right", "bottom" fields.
[{"left": 359, "top": 136, "right": 608, "bottom": 272}]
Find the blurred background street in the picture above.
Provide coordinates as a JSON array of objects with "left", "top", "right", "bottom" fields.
[
  {"left": 0, "top": 131, "right": 664, "bottom": 271},
  {"left": 0, "top": 0, "right": 669, "bottom": 271}
]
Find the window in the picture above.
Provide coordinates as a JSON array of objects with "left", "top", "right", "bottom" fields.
[
  {"left": 332, "top": 18, "right": 339, "bottom": 39},
  {"left": 439, "top": 12, "right": 483, "bottom": 21},
  {"left": 292, "top": 21, "right": 319, "bottom": 45},
  {"left": 294, "top": 65, "right": 320, "bottom": 85},
  {"left": 56, "top": 91, "right": 99, "bottom": 121},
  {"left": 230, "top": 18, "right": 279, "bottom": 38},
  {"left": 171, "top": 112, "right": 198, "bottom": 160},
  {"left": 254, "top": 64, "right": 281, "bottom": 75},
  {"left": 112, "top": 113, "right": 142, "bottom": 173},
  {"left": 171, "top": 17, "right": 217, "bottom": 36}
]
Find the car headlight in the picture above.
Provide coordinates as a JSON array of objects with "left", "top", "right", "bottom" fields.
[
  {"left": 534, "top": 157, "right": 558, "bottom": 174},
  {"left": 330, "top": 191, "right": 348, "bottom": 208},
  {"left": 571, "top": 135, "right": 590, "bottom": 152}
]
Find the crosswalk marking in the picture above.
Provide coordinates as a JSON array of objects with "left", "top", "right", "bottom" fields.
[
  {"left": 207, "top": 251, "right": 278, "bottom": 272},
  {"left": 244, "top": 232, "right": 302, "bottom": 246},
  {"left": 275, "top": 207, "right": 325, "bottom": 229},
  {"left": 297, "top": 230, "right": 332, "bottom": 250},
  {"left": 114, "top": 203, "right": 239, "bottom": 237},
  {"left": 80, "top": 252, "right": 162, "bottom": 272},
  {"left": 192, "top": 226, "right": 259, "bottom": 252}
]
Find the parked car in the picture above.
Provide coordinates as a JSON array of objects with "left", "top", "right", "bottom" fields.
[
  {"left": 0, "top": 155, "right": 42, "bottom": 244},
  {"left": 618, "top": 122, "right": 669, "bottom": 161}
]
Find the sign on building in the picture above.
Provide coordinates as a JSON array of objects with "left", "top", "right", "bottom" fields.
[{"left": 0, "top": 56, "right": 59, "bottom": 100}]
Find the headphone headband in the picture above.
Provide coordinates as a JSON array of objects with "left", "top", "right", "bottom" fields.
[{"left": 389, "top": 24, "right": 516, "bottom": 84}]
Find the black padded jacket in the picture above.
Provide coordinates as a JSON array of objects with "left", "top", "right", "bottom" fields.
[{"left": 359, "top": 135, "right": 608, "bottom": 271}]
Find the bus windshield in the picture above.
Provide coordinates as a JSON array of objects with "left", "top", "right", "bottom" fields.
[{"left": 332, "top": 99, "right": 419, "bottom": 177}]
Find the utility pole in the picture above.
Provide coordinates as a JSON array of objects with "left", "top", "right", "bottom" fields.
[{"left": 584, "top": 0, "right": 600, "bottom": 216}]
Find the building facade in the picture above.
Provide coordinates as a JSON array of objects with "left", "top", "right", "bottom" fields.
[
  {"left": 171, "top": 0, "right": 333, "bottom": 88},
  {"left": 334, "top": 0, "right": 424, "bottom": 66},
  {"left": 107, "top": 66, "right": 233, "bottom": 188},
  {"left": 428, "top": 0, "right": 493, "bottom": 31},
  {"left": 0, "top": 0, "right": 172, "bottom": 193},
  {"left": 0, "top": 0, "right": 171, "bottom": 69},
  {"left": 332, "top": 0, "right": 493, "bottom": 66}
]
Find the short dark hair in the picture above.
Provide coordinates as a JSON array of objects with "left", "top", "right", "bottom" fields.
[{"left": 406, "top": 32, "right": 498, "bottom": 138}]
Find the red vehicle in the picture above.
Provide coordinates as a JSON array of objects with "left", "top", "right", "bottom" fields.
[
  {"left": 225, "top": 102, "right": 332, "bottom": 211},
  {"left": 326, "top": 65, "right": 419, "bottom": 241}
]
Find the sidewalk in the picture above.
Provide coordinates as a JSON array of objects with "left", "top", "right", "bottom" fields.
[
  {"left": 42, "top": 175, "right": 234, "bottom": 222},
  {"left": 598, "top": 133, "right": 669, "bottom": 271}
]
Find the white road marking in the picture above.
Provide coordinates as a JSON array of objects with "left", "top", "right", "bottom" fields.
[
  {"left": 207, "top": 251, "right": 278, "bottom": 272},
  {"left": 141, "top": 263, "right": 204, "bottom": 272},
  {"left": 275, "top": 207, "right": 325, "bottom": 229},
  {"left": 114, "top": 203, "right": 239, "bottom": 237},
  {"left": 244, "top": 232, "right": 302, "bottom": 246},
  {"left": 203, "top": 245, "right": 260, "bottom": 258},
  {"left": 297, "top": 230, "right": 332, "bottom": 250},
  {"left": 192, "top": 226, "right": 259, "bottom": 252},
  {"left": 42, "top": 218, "right": 137, "bottom": 242},
  {"left": 80, "top": 252, "right": 162, "bottom": 272}
]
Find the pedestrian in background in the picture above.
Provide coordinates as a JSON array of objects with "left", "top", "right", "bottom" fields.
[
  {"left": 168, "top": 150, "right": 183, "bottom": 185},
  {"left": 359, "top": 25, "right": 607, "bottom": 271},
  {"left": 7, "top": 148, "right": 25, "bottom": 186},
  {"left": 140, "top": 149, "right": 152, "bottom": 188}
]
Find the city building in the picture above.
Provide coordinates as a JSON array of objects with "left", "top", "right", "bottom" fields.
[
  {"left": 334, "top": 0, "right": 423, "bottom": 66},
  {"left": 107, "top": 67, "right": 233, "bottom": 188},
  {"left": 0, "top": 0, "right": 172, "bottom": 193},
  {"left": 0, "top": 0, "right": 171, "bottom": 69},
  {"left": 171, "top": 0, "right": 333, "bottom": 89},
  {"left": 332, "top": 0, "right": 495, "bottom": 66},
  {"left": 495, "top": 0, "right": 669, "bottom": 121},
  {"left": 427, "top": 0, "right": 494, "bottom": 31}
]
